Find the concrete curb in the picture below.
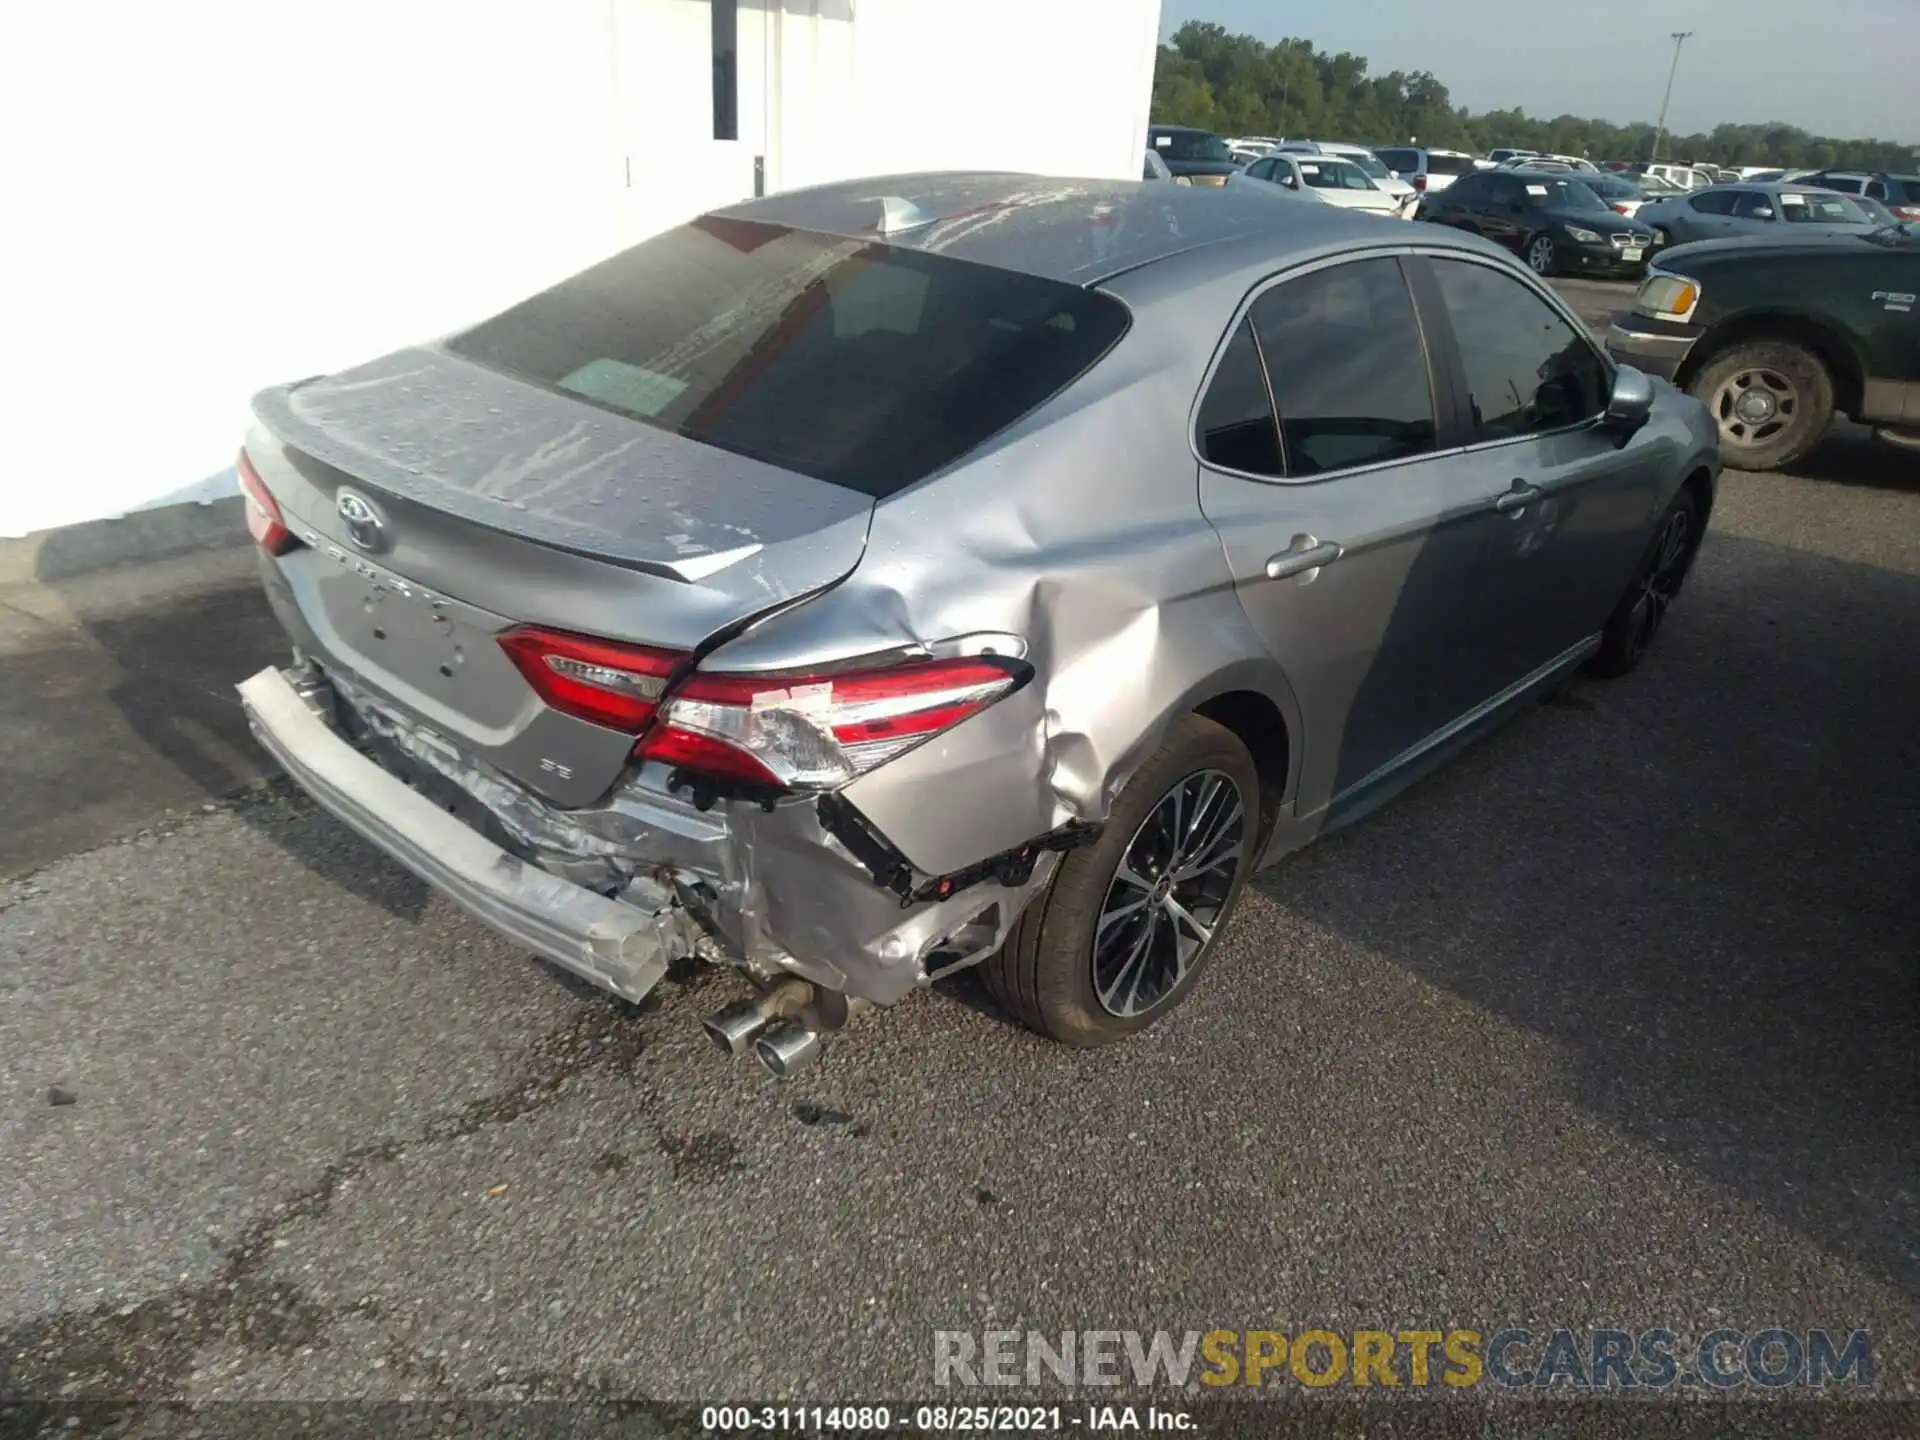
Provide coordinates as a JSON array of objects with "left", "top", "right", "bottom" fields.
[{"left": 0, "top": 496, "right": 248, "bottom": 588}]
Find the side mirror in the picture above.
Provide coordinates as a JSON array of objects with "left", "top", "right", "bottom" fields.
[
  {"left": 1753, "top": 206, "right": 1773, "bottom": 219},
  {"left": 1604, "top": 366, "right": 1655, "bottom": 445}
]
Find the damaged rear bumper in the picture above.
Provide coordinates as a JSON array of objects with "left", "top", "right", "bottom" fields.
[
  {"left": 238, "top": 666, "right": 699, "bottom": 1003},
  {"left": 238, "top": 663, "right": 1063, "bottom": 1011}
]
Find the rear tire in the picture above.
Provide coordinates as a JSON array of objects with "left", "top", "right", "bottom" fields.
[
  {"left": 1688, "top": 339, "right": 1834, "bottom": 472},
  {"left": 981, "top": 714, "right": 1260, "bottom": 1047}
]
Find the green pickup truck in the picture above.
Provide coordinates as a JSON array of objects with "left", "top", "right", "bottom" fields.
[{"left": 1606, "top": 222, "right": 1920, "bottom": 471}]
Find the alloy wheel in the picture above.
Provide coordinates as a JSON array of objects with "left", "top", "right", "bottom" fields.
[
  {"left": 1626, "top": 507, "right": 1693, "bottom": 658},
  {"left": 1527, "top": 236, "right": 1555, "bottom": 274},
  {"left": 1711, "top": 367, "right": 1798, "bottom": 451},
  {"left": 1091, "top": 769, "right": 1246, "bottom": 1018}
]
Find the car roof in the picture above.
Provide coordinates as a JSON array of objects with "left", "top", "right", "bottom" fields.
[
  {"left": 1147, "top": 123, "right": 1212, "bottom": 135},
  {"left": 710, "top": 171, "right": 1406, "bottom": 286}
]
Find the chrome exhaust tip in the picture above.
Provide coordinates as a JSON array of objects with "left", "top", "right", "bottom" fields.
[
  {"left": 754, "top": 1022, "right": 823, "bottom": 1079},
  {"left": 703, "top": 999, "right": 775, "bottom": 1056}
]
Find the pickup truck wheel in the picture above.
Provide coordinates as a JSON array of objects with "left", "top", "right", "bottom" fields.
[
  {"left": 981, "top": 714, "right": 1258, "bottom": 1047},
  {"left": 1586, "top": 484, "right": 1702, "bottom": 677},
  {"left": 1690, "top": 340, "right": 1834, "bottom": 472}
]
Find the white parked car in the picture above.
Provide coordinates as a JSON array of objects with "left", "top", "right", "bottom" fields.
[
  {"left": 1274, "top": 140, "right": 1417, "bottom": 213},
  {"left": 1228, "top": 152, "right": 1406, "bottom": 217},
  {"left": 1642, "top": 164, "right": 1718, "bottom": 191},
  {"left": 1372, "top": 146, "right": 1482, "bottom": 196}
]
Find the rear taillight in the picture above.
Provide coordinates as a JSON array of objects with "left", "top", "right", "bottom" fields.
[
  {"left": 1413, "top": 174, "right": 1427, "bottom": 192},
  {"left": 497, "top": 626, "right": 682, "bottom": 733},
  {"left": 1612, "top": 202, "right": 1633, "bottom": 214},
  {"left": 638, "top": 656, "right": 1026, "bottom": 790},
  {"left": 1891, "top": 204, "right": 1920, "bottom": 221},
  {"left": 236, "top": 450, "right": 297, "bottom": 556}
]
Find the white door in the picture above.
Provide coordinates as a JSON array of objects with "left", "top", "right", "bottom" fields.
[{"left": 610, "top": 0, "right": 768, "bottom": 243}]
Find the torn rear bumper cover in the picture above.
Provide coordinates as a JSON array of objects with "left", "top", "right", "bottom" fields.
[{"left": 238, "top": 665, "right": 699, "bottom": 1004}]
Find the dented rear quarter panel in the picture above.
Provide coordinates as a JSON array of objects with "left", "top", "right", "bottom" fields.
[{"left": 701, "top": 240, "right": 1324, "bottom": 879}]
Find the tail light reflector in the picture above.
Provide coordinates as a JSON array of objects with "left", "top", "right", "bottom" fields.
[
  {"left": 497, "top": 626, "right": 683, "bottom": 733},
  {"left": 638, "top": 656, "right": 1026, "bottom": 790},
  {"left": 237, "top": 450, "right": 298, "bottom": 556}
]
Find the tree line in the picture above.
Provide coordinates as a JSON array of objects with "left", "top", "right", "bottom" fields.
[{"left": 1153, "top": 22, "right": 1917, "bottom": 171}]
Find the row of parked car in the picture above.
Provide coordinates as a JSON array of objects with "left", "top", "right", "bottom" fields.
[{"left": 1146, "top": 125, "right": 1920, "bottom": 285}]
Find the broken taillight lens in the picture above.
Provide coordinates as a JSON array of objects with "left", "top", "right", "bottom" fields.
[
  {"left": 638, "top": 656, "right": 1026, "bottom": 790},
  {"left": 497, "top": 626, "right": 683, "bottom": 733},
  {"left": 236, "top": 450, "right": 298, "bottom": 556}
]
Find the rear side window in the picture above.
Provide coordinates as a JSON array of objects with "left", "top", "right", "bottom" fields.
[
  {"left": 445, "top": 218, "right": 1128, "bottom": 499},
  {"left": 1247, "top": 258, "right": 1437, "bottom": 477},
  {"left": 1429, "top": 260, "right": 1607, "bottom": 440},
  {"left": 1377, "top": 149, "right": 1418, "bottom": 173},
  {"left": 1196, "top": 321, "right": 1282, "bottom": 476}
]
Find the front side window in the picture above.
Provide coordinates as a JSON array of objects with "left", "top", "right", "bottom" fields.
[
  {"left": 1195, "top": 320, "right": 1282, "bottom": 476},
  {"left": 1688, "top": 191, "right": 1737, "bottom": 215},
  {"left": 1246, "top": 258, "right": 1438, "bottom": 477},
  {"left": 1447, "top": 175, "right": 1489, "bottom": 206},
  {"left": 1728, "top": 191, "right": 1775, "bottom": 219},
  {"left": 1429, "top": 259, "right": 1608, "bottom": 441}
]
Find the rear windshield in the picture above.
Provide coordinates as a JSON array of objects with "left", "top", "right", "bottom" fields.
[
  {"left": 446, "top": 218, "right": 1128, "bottom": 499},
  {"left": 1152, "top": 129, "right": 1232, "bottom": 163},
  {"left": 1428, "top": 153, "right": 1481, "bottom": 176}
]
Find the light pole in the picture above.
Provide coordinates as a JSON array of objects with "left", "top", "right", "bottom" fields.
[{"left": 1651, "top": 31, "right": 1693, "bottom": 164}]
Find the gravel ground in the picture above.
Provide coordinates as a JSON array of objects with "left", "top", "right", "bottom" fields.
[{"left": 3, "top": 293, "right": 1916, "bottom": 1428}]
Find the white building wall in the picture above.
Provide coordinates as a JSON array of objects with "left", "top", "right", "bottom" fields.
[{"left": 0, "top": 0, "right": 1159, "bottom": 537}]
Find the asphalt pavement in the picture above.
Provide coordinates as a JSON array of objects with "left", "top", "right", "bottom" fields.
[{"left": 3, "top": 282, "right": 1917, "bottom": 1428}]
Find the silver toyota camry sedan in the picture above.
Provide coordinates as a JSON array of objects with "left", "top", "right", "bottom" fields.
[{"left": 235, "top": 174, "right": 1719, "bottom": 1074}]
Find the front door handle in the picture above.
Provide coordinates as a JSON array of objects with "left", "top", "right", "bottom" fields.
[
  {"left": 1265, "top": 535, "right": 1345, "bottom": 580},
  {"left": 1494, "top": 481, "right": 1544, "bottom": 515}
]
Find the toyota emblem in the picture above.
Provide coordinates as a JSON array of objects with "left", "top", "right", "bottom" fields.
[{"left": 335, "top": 490, "right": 387, "bottom": 551}]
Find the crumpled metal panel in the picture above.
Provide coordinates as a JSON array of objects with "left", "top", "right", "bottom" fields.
[
  {"left": 326, "top": 669, "right": 1052, "bottom": 1007},
  {"left": 702, "top": 248, "right": 1310, "bottom": 877}
]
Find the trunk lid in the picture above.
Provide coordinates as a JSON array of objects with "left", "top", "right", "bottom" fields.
[{"left": 249, "top": 348, "right": 874, "bottom": 805}]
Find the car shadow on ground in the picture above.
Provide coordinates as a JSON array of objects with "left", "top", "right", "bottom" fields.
[
  {"left": 1775, "top": 426, "right": 1920, "bottom": 493},
  {"left": 8, "top": 524, "right": 433, "bottom": 923},
  {"left": 1253, "top": 527, "right": 1920, "bottom": 1298}
]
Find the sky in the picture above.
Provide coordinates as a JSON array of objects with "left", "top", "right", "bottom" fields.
[{"left": 1159, "top": 0, "right": 1920, "bottom": 143}]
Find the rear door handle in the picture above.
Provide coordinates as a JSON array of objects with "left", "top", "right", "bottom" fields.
[
  {"left": 1494, "top": 481, "right": 1544, "bottom": 514},
  {"left": 1265, "top": 535, "right": 1344, "bottom": 580}
]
